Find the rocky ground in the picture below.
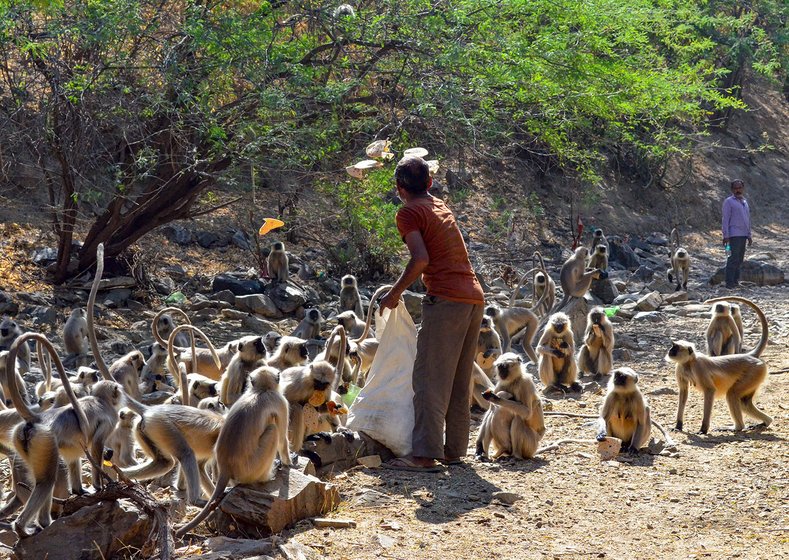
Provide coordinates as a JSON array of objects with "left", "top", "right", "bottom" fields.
[{"left": 0, "top": 214, "right": 786, "bottom": 559}]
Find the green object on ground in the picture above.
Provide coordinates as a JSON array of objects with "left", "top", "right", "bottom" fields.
[
  {"left": 165, "top": 291, "right": 186, "bottom": 304},
  {"left": 604, "top": 306, "right": 620, "bottom": 317},
  {"left": 342, "top": 384, "right": 362, "bottom": 407}
]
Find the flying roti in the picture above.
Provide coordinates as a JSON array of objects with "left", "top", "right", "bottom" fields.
[
  {"left": 258, "top": 218, "right": 285, "bottom": 236},
  {"left": 403, "top": 147, "right": 429, "bottom": 158}
]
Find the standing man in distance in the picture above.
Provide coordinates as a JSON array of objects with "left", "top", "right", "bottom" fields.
[
  {"left": 721, "top": 179, "right": 752, "bottom": 289},
  {"left": 379, "top": 156, "right": 485, "bottom": 471}
]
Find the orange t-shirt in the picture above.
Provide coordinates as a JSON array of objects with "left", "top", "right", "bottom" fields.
[{"left": 396, "top": 195, "right": 484, "bottom": 305}]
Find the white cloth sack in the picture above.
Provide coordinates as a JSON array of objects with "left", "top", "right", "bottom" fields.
[{"left": 347, "top": 301, "right": 417, "bottom": 457}]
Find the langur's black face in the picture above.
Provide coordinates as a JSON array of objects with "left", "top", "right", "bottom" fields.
[
  {"left": 308, "top": 310, "right": 320, "bottom": 321},
  {"left": 313, "top": 378, "right": 331, "bottom": 391},
  {"left": 553, "top": 320, "right": 566, "bottom": 333},
  {"left": 497, "top": 361, "right": 512, "bottom": 380},
  {"left": 715, "top": 304, "right": 727, "bottom": 314},
  {"left": 590, "top": 312, "right": 603, "bottom": 324},
  {"left": 299, "top": 344, "right": 309, "bottom": 359}
]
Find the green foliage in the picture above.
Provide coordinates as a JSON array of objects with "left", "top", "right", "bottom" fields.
[
  {"left": 316, "top": 169, "right": 402, "bottom": 278},
  {"left": 0, "top": 0, "right": 784, "bottom": 277}
]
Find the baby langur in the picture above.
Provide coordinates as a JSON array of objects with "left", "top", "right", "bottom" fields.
[
  {"left": 476, "top": 314, "right": 503, "bottom": 375},
  {"left": 531, "top": 251, "right": 556, "bottom": 317},
  {"left": 537, "top": 312, "right": 579, "bottom": 391},
  {"left": 667, "top": 227, "right": 690, "bottom": 291},
  {"left": 0, "top": 317, "right": 30, "bottom": 373},
  {"left": 590, "top": 228, "right": 609, "bottom": 252},
  {"left": 484, "top": 304, "right": 538, "bottom": 362},
  {"left": 0, "top": 350, "right": 31, "bottom": 408},
  {"left": 469, "top": 362, "right": 496, "bottom": 411},
  {"left": 109, "top": 350, "right": 145, "bottom": 399},
  {"left": 475, "top": 353, "right": 545, "bottom": 460},
  {"left": 280, "top": 326, "right": 347, "bottom": 450},
  {"left": 339, "top": 274, "right": 364, "bottom": 317},
  {"left": 577, "top": 307, "right": 615, "bottom": 379},
  {"left": 175, "top": 366, "right": 291, "bottom": 537},
  {"left": 334, "top": 310, "right": 367, "bottom": 340},
  {"left": 588, "top": 245, "right": 608, "bottom": 271},
  {"left": 156, "top": 312, "right": 192, "bottom": 349},
  {"left": 219, "top": 335, "right": 267, "bottom": 407},
  {"left": 140, "top": 343, "right": 177, "bottom": 394},
  {"left": 105, "top": 408, "right": 138, "bottom": 468},
  {"left": 267, "top": 241, "right": 289, "bottom": 283},
  {"left": 266, "top": 335, "right": 310, "bottom": 371},
  {"left": 730, "top": 303, "right": 744, "bottom": 343},
  {"left": 597, "top": 367, "right": 651, "bottom": 453},
  {"left": 262, "top": 331, "right": 282, "bottom": 355},
  {"left": 63, "top": 308, "right": 89, "bottom": 362},
  {"left": 667, "top": 296, "right": 772, "bottom": 434},
  {"left": 706, "top": 301, "right": 742, "bottom": 356},
  {"left": 291, "top": 308, "right": 322, "bottom": 340}
]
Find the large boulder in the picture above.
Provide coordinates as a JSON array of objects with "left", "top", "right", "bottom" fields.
[
  {"left": 589, "top": 278, "right": 619, "bottom": 304},
  {"left": 264, "top": 283, "right": 307, "bottom": 314},
  {"left": 608, "top": 236, "right": 641, "bottom": 271},
  {"left": 235, "top": 294, "right": 281, "bottom": 318},
  {"left": 708, "top": 260, "right": 784, "bottom": 286},
  {"left": 212, "top": 274, "right": 264, "bottom": 296}
]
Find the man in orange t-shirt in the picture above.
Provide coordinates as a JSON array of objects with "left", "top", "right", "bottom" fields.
[{"left": 380, "top": 156, "right": 484, "bottom": 471}]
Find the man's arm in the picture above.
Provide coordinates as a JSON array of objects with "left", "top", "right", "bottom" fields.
[
  {"left": 379, "top": 230, "right": 429, "bottom": 313},
  {"left": 721, "top": 198, "right": 732, "bottom": 245}
]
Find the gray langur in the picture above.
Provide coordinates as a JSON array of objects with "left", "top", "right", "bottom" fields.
[
  {"left": 291, "top": 308, "right": 323, "bottom": 340},
  {"left": 0, "top": 317, "right": 30, "bottom": 373},
  {"left": 590, "top": 228, "right": 609, "bottom": 252},
  {"left": 334, "top": 310, "right": 367, "bottom": 340},
  {"left": 475, "top": 353, "right": 545, "bottom": 460},
  {"left": 63, "top": 308, "right": 89, "bottom": 359},
  {"left": 105, "top": 408, "right": 138, "bottom": 468},
  {"left": 667, "top": 296, "right": 771, "bottom": 434},
  {"left": 339, "top": 274, "right": 364, "bottom": 317},
  {"left": 577, "top": 306, "right": 615, "bottom": 379},
  {"left": 667, "top": 228, "right": 690, "bottom": 291},
  {"left": 484, "top": 303, "right": 538, "bottom": 362},
  {"left": 537, "top": 312, "right": 579, "bottom": 391},
  {"left": 552, "top": 247, "right": 603, "bottom": 312},
  {"left": 588, "top": 245, "right": 608, "bottom": 271},
  {"left": 705, "top": 300, "right": 742, "bottom": 356},
  {"left": 175, "top": 365, "right": 290, "bottom": 537},
  {"left": 218, "top": 335, "right": 267, "bottom": 407},
  {"left": 267, "top": 241, "right": 289, "bottom": 283},
  {"left": 597, "top": 367, "right": 651, "bottom": 453},
  {"left": 266, "top": 335, "right": 310, "bottom": 371},
  {"left": 5, "top": 333, "right": 123, "bottom": 537}
]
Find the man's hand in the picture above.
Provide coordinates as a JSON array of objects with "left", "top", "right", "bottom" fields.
[
  {"left": 748, "top": 237, "right": 753, "bottom": 247},
  {"left": 723, "top": 238, "right": 729, "bottom": 247},
  {"left": 378, "top": 290, "right": 400, "bottom": 315}
]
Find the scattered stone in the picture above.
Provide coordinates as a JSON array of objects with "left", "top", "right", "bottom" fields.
[
  {"left": 492, "top": 491, "right": 522, "bottom": 505},
  {"left": 633, "top": 311, "right": 665, "bottom": 322},
  {"left": 597, "top": 437, "right": 622, "bottom": 460},
  {"left": 590, "top": 278, "right": 619, "bottom": 304},
  {"left": 153, "top": 276, "right": 176, "bottom": 296},
  {"left": 401, "top": 291, "right": 424, "bottom": 321},
  {"left": 242, "top": 315, "right": 279, "bottom": 334},
  {"left": 708, "top": 260, "right": 784, "bottom": 286},
  {"left": 632, "top": 266, "right": 655, "bottom": 282},
  {"left": 110, "top": 340, "right": 134, "bottom": 355},
  {"left": 28, "top": 305, "right": 59, "bottom": 328},
  {"left": 212, "top": 274, "right": 264, "bottom": 296},
  {"left": 608, "top": 236, "right": 641, "bottom": 270},
  {"left": 377, "top": 534, "right": 396, "bottom": 549},
  {"left": 357, "top": 455, "right": 382, "bottom": 468},
  {"left": 351, "top": 489, "right": 394, "bottom": 508},
  {"left": 31, "top": 247, "right": 58, "bottom": 265},
  {"left": 195, "top": 231, "right": 231, "bottom": 249},
  {"left": 264, "top": 283, "right": 307, "bottom": 315},
  {"left": 231, "top": 229, "right": 252, "bottom": 251},
  {"left": 647, "top": 277, "right": 679, "bottom": 294},
  {"left": 612, "top": 348, "right": 633, "bottom": 361},
  {"left": 161, "top": 224, "right": 194, "bottom": 245},
  {"left": 663, "top": 291, "right": 688, "bottom": 304},
  {"left": 646, "top": 233, "right": 668, "bottom": 246},
  {"left": 14, "top": 499, "right": 153, "bottom": 560},
  {"left": 179, "top": 537, "right": 274, "bottom": 560},
  {"left": 103, "top": 289, "right": 132, "bottom": 308},
  {"left": 635, "top": 291, "right": 662, "bottom": 312},
  {"left": 235, "top": 294, "right": 281, "bottom": 318}
]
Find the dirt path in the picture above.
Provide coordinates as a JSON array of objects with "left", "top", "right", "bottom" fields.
[{"left": 278, "top": 234, "right": 789, "bottom": 560}]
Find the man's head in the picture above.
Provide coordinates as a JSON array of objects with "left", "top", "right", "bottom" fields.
[
  {"left": 730, "top": 179, "right": 745, "bottom": 199},
  {"left": 395, "top": 156, "right": 432, "bottom": 196}
]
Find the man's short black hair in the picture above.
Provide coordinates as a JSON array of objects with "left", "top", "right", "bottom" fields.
[
  {"left": 395, "top": 156, "right": 430, "bottom": 194},
  {"left": 731, "top": 179, "right": 744, "bottom": 189}
]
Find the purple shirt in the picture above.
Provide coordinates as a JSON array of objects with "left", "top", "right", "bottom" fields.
[{"left": 722, "top": 195, "right": 751, "bottom": 239}]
